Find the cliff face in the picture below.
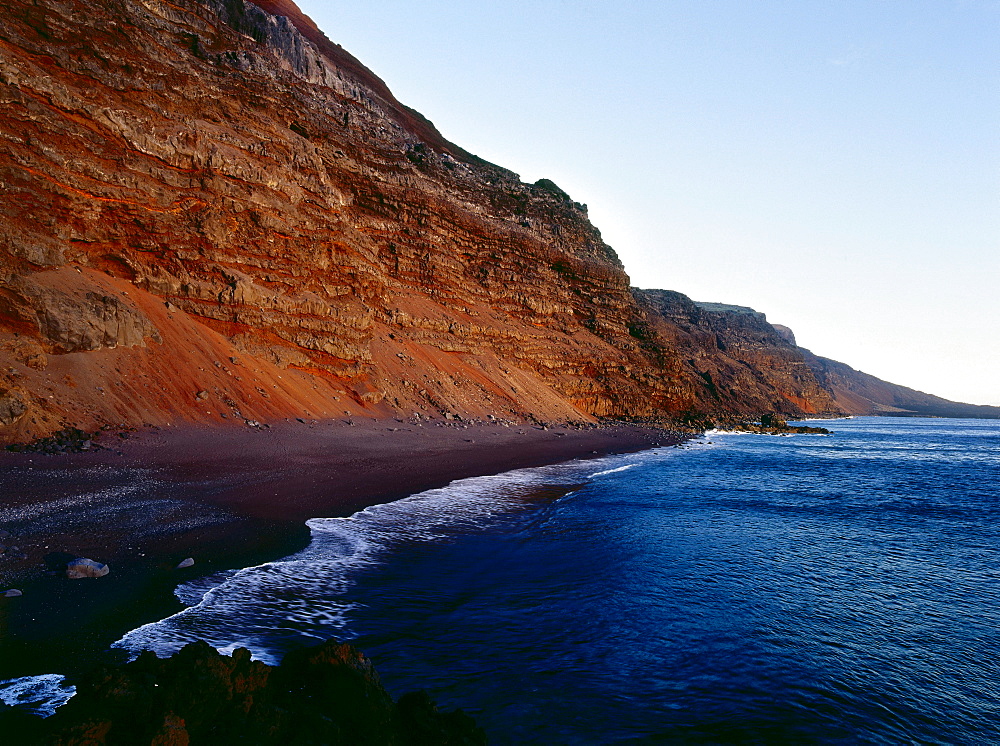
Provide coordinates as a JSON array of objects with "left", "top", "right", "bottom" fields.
[
  {"left": 632, "top": 290, "right": 841, "bottom": 418},
  {"left": 0, "top": 0, "right": 986, "bottom": 442},
  {"left": 802, "top": 353, "right": 1000, "bottom": 419}
]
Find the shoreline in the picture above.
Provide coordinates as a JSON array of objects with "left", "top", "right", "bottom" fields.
[{"left": 0, "top": 418, "right": 688, "bottom": 684}]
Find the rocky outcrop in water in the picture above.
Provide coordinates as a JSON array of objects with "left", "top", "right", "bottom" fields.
[
  {"left": 0, "top": 0, "right": 993, "bottom": 442},
  {"left": 1, "top": 640, "right": 485, "bottom": 744}
]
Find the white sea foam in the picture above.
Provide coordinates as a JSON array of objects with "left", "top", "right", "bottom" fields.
[
  {"left": 0, "top": 674, "right": 76, "bottom": 717},
  {"left": 589, "top": 463, "right": 639, "bottom": 478},
  {"left": 114, "top": 448, "right": 682, "bottom": 663},
  {"left": 174, "top": 569, "right": 239, "bottom": 606}
]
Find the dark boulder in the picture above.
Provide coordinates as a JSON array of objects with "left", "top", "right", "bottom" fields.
[
  {"left": 41, "top": 640, "right": 485, "bottom": 744},
  {"left": 760, "top": 413, "right": 787, "bottom": 429}
]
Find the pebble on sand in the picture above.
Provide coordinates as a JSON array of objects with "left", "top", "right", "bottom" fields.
[{"left": 66, "top": 558, "right": 110, "bottom": 579}]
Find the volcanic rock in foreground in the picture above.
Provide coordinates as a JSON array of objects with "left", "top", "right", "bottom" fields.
[{"left": 4, "top": 640, "right": 485, "bottom": 745}]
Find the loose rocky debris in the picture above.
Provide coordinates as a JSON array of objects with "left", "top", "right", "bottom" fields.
[
  {"left": 4, "top": 546, "right": 28, "bottom": 560},
  {"left": 1, "top": 527, "right": 28, "bottom": 562},
  {"left": 4, "top": 425, "right": 139, "bottom": 454},
  {"left": 0, "top": 387, "right": 27, "bottom": 427},
  {"left": 729, "top": 414, "right": 832, "bottom": 435},
  {"left": 4, "top": 428, "right": 99, "bottom": 454},
  {"left": 0, "top": 530, "right": 28, "bottom": 563}
]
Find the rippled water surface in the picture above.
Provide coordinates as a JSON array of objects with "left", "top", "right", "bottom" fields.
[{"left": 119, "top": 417, "right": 1000, "bottom": 743}]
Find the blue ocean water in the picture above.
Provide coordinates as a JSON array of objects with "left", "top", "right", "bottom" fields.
[{"left": 109, "top": 417, "right": 1000, "bottom": 742}]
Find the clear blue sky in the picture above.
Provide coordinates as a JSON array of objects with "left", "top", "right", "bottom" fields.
[{"left": 295, "top": 1, "right": 999, "bottom": 405}]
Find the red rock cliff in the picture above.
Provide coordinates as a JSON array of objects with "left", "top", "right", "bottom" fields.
[{"left": 2, "top": 0, "right": 972, "bottom": 442}]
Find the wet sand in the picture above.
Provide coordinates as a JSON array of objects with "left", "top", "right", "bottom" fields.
[{"left": 0, "top": 418, "right": 686, "bottom": 681}]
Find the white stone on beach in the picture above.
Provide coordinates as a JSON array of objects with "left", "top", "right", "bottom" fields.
[{"left": 66, "top": 558, "right": 110, "bottom": 579}]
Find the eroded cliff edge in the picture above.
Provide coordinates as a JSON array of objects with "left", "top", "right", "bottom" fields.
[{"left": 0, "top": 0, "right": 994, "bottom": 443}]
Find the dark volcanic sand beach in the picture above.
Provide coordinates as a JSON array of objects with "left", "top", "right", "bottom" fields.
[{"left": 0, "top": 418, "right": 684, "bottom": 682}]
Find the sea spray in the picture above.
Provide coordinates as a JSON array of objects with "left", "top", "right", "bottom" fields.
[{"left": 0, "top": 675, "right": 75, "bottom": 717}]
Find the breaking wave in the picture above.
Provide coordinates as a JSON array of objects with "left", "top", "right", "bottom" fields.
[{"left": 114, "top": 447, "right": 683, "bottom": 664}]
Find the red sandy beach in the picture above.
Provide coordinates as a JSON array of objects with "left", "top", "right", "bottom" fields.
[{"left": 0, "top": 418, "right": 686, "bottom": 682}]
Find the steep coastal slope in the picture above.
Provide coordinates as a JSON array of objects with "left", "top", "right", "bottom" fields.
[
  {"left": 0, "top": 0, "right": 991, "bottom": 444},
  {"left": 635, "top": 292, "right": 1000, "bottom": 420},
  {"left": 632, "top": 290, "right": 839, "bottom": 419},
  {"left": 801, "top": 352, "right": 1000, "bottom": 419}
]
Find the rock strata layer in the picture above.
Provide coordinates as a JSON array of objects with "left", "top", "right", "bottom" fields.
[{"left": 0, "top": 0, "right": 995, "bottom": 442}]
